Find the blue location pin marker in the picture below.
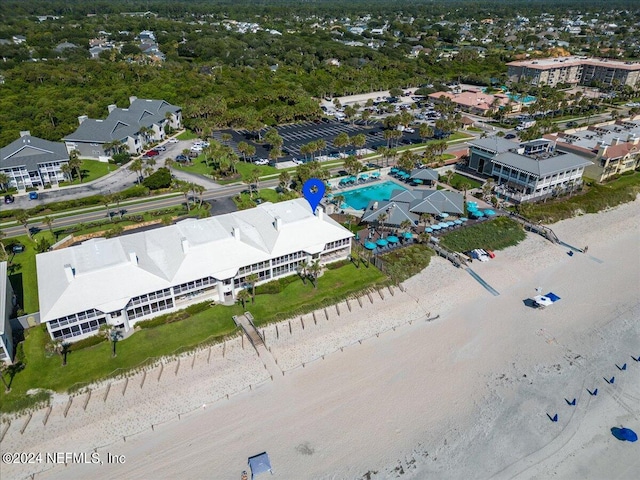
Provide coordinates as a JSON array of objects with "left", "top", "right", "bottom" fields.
[{"left": 302, "top": 178, "right": 325, "bottom": 215}]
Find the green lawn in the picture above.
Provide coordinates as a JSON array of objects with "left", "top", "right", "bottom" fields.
[
  {"left": 517, "top": 171, "right": 640, "bottom": 224},
  {"left": 58, "top": 160, "right": 112, "bottom": 186},
  {"left": 233, "top": 188, "right": 301, "bottom": 209},
  {"left": 445, "top": 173, "right": 483, "bottom": 190},
  {"left": 176, "top": 130, "right": 198, "bottom": 140},
  {"left": 0, "top": 261, "right": 386, "bottom": 413},
  {"left": 440, "top": 217, "right": 526, "bottom": 252},
  {"left": 175, "top": 159, "right": 279, "bottom": 183}
]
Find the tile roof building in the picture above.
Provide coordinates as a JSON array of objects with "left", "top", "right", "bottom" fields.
[
  {"left": 1, "top": 131, "right": 69, "bottom": 191},
  {"left": 428, "top": 89, "right": 514, "bottom": 116},
  {"left": 63, "top": 96, "right": 181, "bottom": 160},
  {"left": 36, "top": 199, "right": 352, "bottom": 342},
  {"left": 507, "top": 56, "right": 640, "bottom": 88}
]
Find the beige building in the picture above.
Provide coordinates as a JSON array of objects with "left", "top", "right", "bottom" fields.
[{"left": 507, "top": 57, "right": 640, "bottom": 88}]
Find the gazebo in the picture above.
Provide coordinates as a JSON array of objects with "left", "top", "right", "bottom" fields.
[{"left": 410, "top": 167, "right": 439, "bottom": 185}]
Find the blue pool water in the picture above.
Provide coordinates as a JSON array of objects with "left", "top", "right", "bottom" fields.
[
  {"left": 340, "top": 181, "right": 407, "bottom": 210},
  {"left": 508, "top": 93, "right": 537, "bottom": 103}
]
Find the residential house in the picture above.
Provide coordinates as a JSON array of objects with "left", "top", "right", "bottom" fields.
[
  {"left": 1, "top": 131, "right": 69, "bottom": 190},
  {"left": 63, "top": 97, "right": 181, "bottom": 160},
  {"left": 1, "top": 262, "right": 15, "bottom": 365},
  {"left": 36, "top": 199, "right": 352, "bottom": 342}
]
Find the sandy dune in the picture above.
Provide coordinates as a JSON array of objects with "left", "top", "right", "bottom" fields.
[{"left": 2, "top": 200, "right": 639, "bottom": 480}]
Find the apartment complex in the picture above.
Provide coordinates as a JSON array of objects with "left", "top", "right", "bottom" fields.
[
  {"left": 467, "top": 137, "right": 592, "bottom": 203},
  {"left": 507, "top": 56, "right": 640, "bottom": 88},
  {"left": 0, "top": 131, "right": 70, "bottom": 191},
  {"left": 545, "top": 118, "right": 640, "bottom": 182},
  {"left": 36, "top": 199, "right": 353, "bottom": 342},
  {"left": 63, "top": 97, "right": 181, "bottom": 160}
]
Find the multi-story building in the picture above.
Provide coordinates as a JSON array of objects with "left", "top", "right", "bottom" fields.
[
  {"left": 468, "top": 137, "right": 592, "bottom": 203},
  {"left": 545, "top": 119, "right": 640, "bottom": 182},
  {"left": 63, "top": 97, "right": 181, "bottom": 160},
  {"left": 1, "top": 262, "right": 15, "bottom": 365},
  {"left": 507, "top": 56, "right": 640, "bottom": 88},
  {"left": 0, "top": 131, "right": 69, "bottom": 191},
  {"left": 36, "top": 199, "right": 353, "bottom": 342}
]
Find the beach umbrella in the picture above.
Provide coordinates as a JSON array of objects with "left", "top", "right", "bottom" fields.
[
  {"left": 403, "top": 232, "right": 413, "bottom": 239},
  {"left": 467, "top": 205, "right": 478, "bottom": 211},
  {"left": 438, "top": 222, "right": 449, "bottom": 228},
  {"left": 327, "top": 193, "right": 334, "bottom": 200},
  {"left": 387, "top": 235, "right": 399, "bottom": 243},
  {"left": 364, "top": 241, "right": 377, "bottom": 250},
  {"left": 439, "top": 212, "right": 450, "bottom": 219},
  {"left": 611, "top": 427, "right": 638, "bottom": 442},
  {"left": 446, "top": 221, "right": 455, "bottom": 227},
  {"left": 425, "top": 228, "right": 433, "bottom": 233},
  {"left": 460, "top": 217, "right": 469, "bottom": 222},
  {"left": 372, "top": 172, "right": 380, "bottom": 177},
  {"left": 484, "top": 209, "right": 496, "bottom": 216},
  {"left": 467, "top": 201, "right": 478, "bottom": 207},
  {"left": 359, "top": 174, "right": 369, "bottom": 180},
  {"left": 431, "top": 224, "right": 441, "bottom": 230},
  {"left": 390, "top": 167, "right": 398, "bottom": 173},
  {"left": 471, "top": 210, "right": 484, "bottom": 217},
  {"left": 413, "top": 178, "right": 424, "bottom": 184},
  {"left": 454, "top": 219, "right": 463, "bottom": 225},
  {"left": 376, "top": 238, "right": 388, "bottom": 246}
]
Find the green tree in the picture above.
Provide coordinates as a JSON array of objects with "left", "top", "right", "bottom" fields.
[
  {"left": 109, "top": 328, "right": 123, "bottom": 357},
  {"left": 344, "top": 156, "right": 362, "bottom": 176},
  {"left": 42, "top": 216, "right": 54, "bottom": 236},
  {"left": 68, "top": 150, "right": 82, "bottom": 182},
  {"left": 351, "top": 133, "right": 367, "bottom": 157},
  {"left": 246, "top": 273, "right": 259, "bottom": 303},
  {"left": 15, "top": 210, "right": 31, "bottom": 240},
  {"left": 237, "top": 289, "right": 250, "bottom": 309},
  {"left": 333, "top": 132, "right": 350, "bottom": 154},
  {"left": 308, "top": 260, "right": 321, "bottom": 288},
  {"left": 278, "top": 171, "right": 291, "bottom": 191}
]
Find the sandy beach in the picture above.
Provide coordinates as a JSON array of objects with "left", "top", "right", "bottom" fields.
[{"left": 1, "top": 199, "right": 639, "bottom": 480}]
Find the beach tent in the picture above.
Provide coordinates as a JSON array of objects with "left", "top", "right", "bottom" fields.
[
  {"left": 248, "top": 452, "right": 273, "bottom": 478},
  {"left": 533, "top": 292, "right": 561, "bottom": 309},
  {"left": 611, "top": 427, "right": 638, "bottom": 442}
]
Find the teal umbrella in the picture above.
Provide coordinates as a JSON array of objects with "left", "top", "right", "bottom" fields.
[
  {"left": 403, "top": 232, "right": 413, "bottom": 239},
  {"left": 425, "top": 228, "right": 434, "bottom": 233},
  {"left": 364, "top": 241, "right": 377, "bottom": 250},
  {"left": 413, "top": 178, "right": 423, "bottom": 184},
  {"left": 387, "top": 235, "right": 399, "bottom": 243},
  {"left": 390, "top": 168, "right": 398, "bottom": 173},
  {"left": 376, "top": 238, "right": 388, "bottom": 246}
]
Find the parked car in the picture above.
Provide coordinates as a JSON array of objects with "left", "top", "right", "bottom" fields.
[
  {"left": 4, "top": 194, "right": 14, "bottom": 204},
  {"left": 404, "top": 127, "right": 415, "bottom": 134},
  {"left": 168, "top": 138, "right": 179, "bottom": 143},
  {"left": 12, "top": 243, "right": 25, "bottom": 254},
  {"left": 28, "top": 191, "right": 39, "bottom": 200},
  {"left": 254, "top": 158, "right": 269, "bottom": 166},
  {"left": 144, "top": 150, "right": 159, "bottom": 157},
  {"left": 566, "top": 121, "right": 578, "bottom": 128},
  {"left": 156, "top": 146, "right": 167, "bottom": 151},
  {"left": 175, "top": 154, "right": 189, "bottom": 162},
  {"left": 504, "top": 133, "right": 516, "bottom": 139}
]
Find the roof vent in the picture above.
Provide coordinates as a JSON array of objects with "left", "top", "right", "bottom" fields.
[
  {"left": 64, "top": 264, "right": 75, "bottom": 282},
  {"left": 274, "top": 216, "right": 282, "bottom": 231}
]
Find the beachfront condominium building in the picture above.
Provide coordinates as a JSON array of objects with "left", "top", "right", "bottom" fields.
[
  {"left": 62, "top": 97, "right": 181, "bottom": 160},
  {"left": 468, "top": 137, "right": 592, "bottom": 203},
  {"left": 36, "top": 199, "right": 353, "bottom": 342},
  {"left": 544, "top": 118, "right": 640, "bottom": 182},
  {"left": 1, "top": 262, "right": 16, "bottom": 365},
  {"left": 507, "top": 57, "right": 640, "bottom": 88},
  {"left": 0, "top": 131, "right": 69, "bottom": 191}
]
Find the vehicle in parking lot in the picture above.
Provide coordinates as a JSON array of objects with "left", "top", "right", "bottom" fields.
[
  {"left": 566, "top": 121, "right": 578, "bottom": 128},
  {"left": 404, "top": 127, "right": 415, "bottom": 134},
  {"left": 156, "top": 146, "right": 166, "bottom": 151},
  {"left": 504, "top": 133, "right": 516, "bottom": 139},
  {"left": 144, "top": 150, "right": 159, "bottom": 157},
  {"left": 292, "top": 158, "right": 303, "bottom": 165},
  {"left": 175, "top": 154, "right": 189, "bottom": 162},
  {"left": 4, "top": 194, "right": 14, "bottom": 204},
  {"left": 254, "top": 158, "right": 269, "bottom": 166},
  {"left": 12, "top": 243, "right": 25, "bottom": 254},
  {"left": 168, "top": 138, "right": 179, "bottom": 143},
  {"left": 29, "top": 191, "right": 39, "bottom": 200}
]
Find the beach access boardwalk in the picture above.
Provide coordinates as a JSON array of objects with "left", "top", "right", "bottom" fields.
[{"left": 234, "top": 312, "right": 282, "bottom": 379}]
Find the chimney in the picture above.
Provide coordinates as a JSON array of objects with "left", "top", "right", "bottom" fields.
[
  {"left": 597, "top": 141, "right": 608, "bottom": 156},
  {"left": 181, "top": 237, "right": 189, "bottom": 254},
  {"left": 19, "top": 130, "right": 30, "bottom": 137},
  {"left": 64, "top": 264, "right": 75, "bottom": 282},
  {"left": 129, "top": 95, "right": 138, "bottom": 105},
  {"left": 78, "top": 115, "right": 88, "bottom": 125},
  {"left": 128, "top": 252, "right": 138, "bottom": 265},
  {"left": 316, "top": 206, "right": 324, "bottom": 220},
  {"left": 274, "top": 216, "right": 282, "bottom": 231},
  {"left": 107, "top": 104, "right": 117, "bottom": 113},
  {"left": 612, "top": 137, "right": 621, "bottom": 145},
  {"left": 232, "top": 227, "right": 241, "bottom": 241}
]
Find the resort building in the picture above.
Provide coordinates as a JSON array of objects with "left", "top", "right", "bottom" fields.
[
  {"left": 468, "top": 138, "right": 592, "bottom": 203},
  {"left": 0, "top": 131, "right": 69, "bottom": 191},
  {"left": 1, "top": 262, "right": 15, "bottom": 365},
  {"left": 361, "top": 189, "right": 465, "bottom": 225},
  {"left": 507, "top": 56, "right": 640, "bottom": 88},
  {"left": 428, "top": 88, "right": 517, "bottom": 116},
  {"left": 544, "top": 119, "right": 640, "bottom": 182},
  {"left": 36, "top": 199, "right": 352, "bottom": 342},
  {"left": 62, "top": 97, "right": 181, "bottom": 160}
]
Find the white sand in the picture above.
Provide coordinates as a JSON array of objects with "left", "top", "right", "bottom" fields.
[{"left": 2, "top": 200, "right": 639, "bottom": 480}]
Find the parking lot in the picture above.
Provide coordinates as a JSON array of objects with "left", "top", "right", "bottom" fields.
[{"left": 220, "top": 119, "right": 426, "bottom": 164}]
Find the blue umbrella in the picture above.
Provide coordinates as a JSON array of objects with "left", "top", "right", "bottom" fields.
[
  {"left": 376, "top": 238, "right": 388, "bottom": 246},
  {"left": 612, "top": 427, "right": 638, "bottom": 442},
  {"left": 403, "top": 232, "right": 413, "bottom": 239},
  {"left": 438, "top": 222, "right": 449, "bottom": 228},
  {"left": 372, "top": 172, "right": 380, "bottom": 177},
  {"left": 467, "top": 201, "right": 478, "bottom": 207},
  {"left": 484, "top": 209, "right": 496, "bottom": 216},
  {"left": 431, "top": 225, "right": 441, "bottom": 230},
  {"left": 390, "top": 167, "right": 398, "bottom": 173},
  {"left": 446, "top": 221, "right": 455, "bottom": 227},
  {"left": 454, "top": 219, "right": 463, "bottom": 225},
  {"left": 460, "top": 217, "right": 469, "bottom": 222},
  {"left": 364, "top": 241, "right": 377, "bottom": 250},
  {"left": 359, "top": 174, "right": 369, "bottom": 180},
  {"left": 387, "top": 235, "right": 399, "bottom": 243},
  {"left": 471, "top": 210, "right": 485, "bottom": 217},
  {"left": 439, "top": 212, "right": 450, "bottom": 218},
  {"left": 425, "top": 228, "right": 433, "bottom": 233},
  {"left": 327, "top": 194, "right": 334, "bottom": 200},
  {"left": 413, "top": 178, "right": 423, "bottom": 184}
]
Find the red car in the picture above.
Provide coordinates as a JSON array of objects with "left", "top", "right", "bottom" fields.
[{"left": 143, "top": 150, "right": 159, "bottom": 157}]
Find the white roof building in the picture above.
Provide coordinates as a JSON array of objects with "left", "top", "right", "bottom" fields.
[
  {"left": 1, "top": 262, "right": 15, "bottom": 364},
  {"left": 36, "top": 199, "right": 353, "bottom": 342}
]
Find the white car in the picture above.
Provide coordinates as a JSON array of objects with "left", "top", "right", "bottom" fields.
[
  {"left": 168, "top": 138, "right": 179, "bottom": 143},
  {"left": 254, "top": 158, "right": 269, "bottom": 166},
  {"left": 404, "top": 127, "right": 415, "bottom": 134}
]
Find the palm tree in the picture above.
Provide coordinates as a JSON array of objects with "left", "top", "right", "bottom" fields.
[
  {"left": 128, "top": 159, "right": 144, "bottom": 181},
  {"left": 278, "top": 171, "right": 291, "bottom": 191},
  {"left": 164, "top": 158, "right": 175, "bottom": 173},
  {"left": 247, "top": 168, "right": 260, "bottom": 198},
  {"left": 109, "top": 328, "right": 123, "bottom": 357},
  {"left": 0, "top": 172, "right": 9, "bottom": 190},
  {"left": 15, "top": 210, "right": 31, "bottom": 240},
  {"left": 308, "top": 260, "right": 321, "bottom": 288},
  {"left": 191, "top": 184, "right": 205, "bottom": 208},
  {"left": 377, "top": 211, "right": 388, "bottom": 234},
  {"left": 297, "top": 260, "right": 309, "bottom": 284},
  {"left": 221, "top": 133, "right": 232, "bottom": 145},
  {"left": 399, "top": 219, "right": 412, "bottom": 236},
  {"left": 68, "top": 150, "right": 82, "bottom": 182},
  {"left": 246, "top": 273, "right": 259, "bottom": 303},
  {"left": 237, "top": 289, "right": 250, "bottom": 309},
  {"left": 482, "top": 179, "right": 495, "bottom": 202},
  {"left": 103, "top": 194, "right": 114, "bottom": 221},
  {"left": 42, "top": 216, "right": 54, "bottom": 236},
  {"left": 352, "top": 133, "right": 367, "bottom": 157},
  {"left": 460, "top": 182, "right": 472, "bottom": 200},
  {"left": 177, "top": 181, "right": 191, "bottom": 212},
  {"left": 446, "top": 170, "right": 455, "bottom": 186},
  {"left": 237, "top": 141, "right": 250, "bottom": 162}
]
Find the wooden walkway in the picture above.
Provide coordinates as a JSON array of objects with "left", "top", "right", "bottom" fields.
[{"left": 233, "top": 312, "right": 281, "bottom": 378}]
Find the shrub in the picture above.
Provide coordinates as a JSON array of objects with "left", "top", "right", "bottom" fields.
[
  {"left": 69, "top": 334, "right": 107, "bottom": 352},
  {"left": 325, "top": 259, "right": 350, "bottom": 270},
  {"left": 142, "top": 168, "right": 172, "bottom": 190},
  {"left": 111, "top": 152, "right": 131, "bottom": 165},
  {"left": 185, "top": 302, "right": 210, "bottom": 315}
]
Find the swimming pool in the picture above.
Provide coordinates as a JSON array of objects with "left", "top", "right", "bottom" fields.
[
  {"left": 508, "top": 93, "right": 537, "bottom": 104},
  {"left": 339, "top": 181, "right": 407, "bottom": 210}
]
